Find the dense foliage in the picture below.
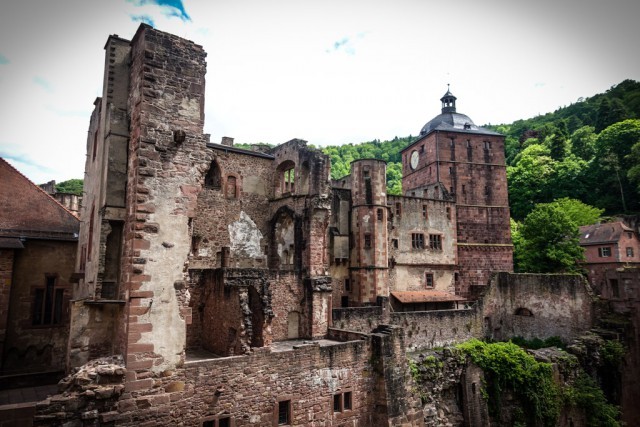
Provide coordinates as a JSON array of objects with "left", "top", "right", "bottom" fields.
[
  {"left": 457, "top": 339, "right": 560, "bottom": 426},
  {"left": 55, "top": 179, "right": 83, "bottom": 195},
  {"left": 322, "top": 136, "right": 413, "bottom": 195},
  {"left": 512, "top": 198, "right": 603, "bottom": 273}
]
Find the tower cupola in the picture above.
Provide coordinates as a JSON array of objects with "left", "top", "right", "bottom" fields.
[{"left": 440, "top": 85, "right": 457, "bottom": 113}]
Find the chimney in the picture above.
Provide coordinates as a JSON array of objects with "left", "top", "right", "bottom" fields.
[{"left": 221, "top": 136, "right": 234, "bottom": 147}]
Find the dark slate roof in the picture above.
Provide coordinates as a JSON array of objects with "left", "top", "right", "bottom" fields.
[
  {"left": 579, "top": 222, "right": 634, "bottom": 245},
  {"left": 419, "top": 112, "right": 502, "bottom": 136}
]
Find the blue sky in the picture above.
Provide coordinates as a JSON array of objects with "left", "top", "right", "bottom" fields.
[{"left": 1, "top": 0, "right": 639, "bottom": 184}]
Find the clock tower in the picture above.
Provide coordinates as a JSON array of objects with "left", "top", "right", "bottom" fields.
[{"left": 400, "top": 88, "right": 513, "bottom": 298}]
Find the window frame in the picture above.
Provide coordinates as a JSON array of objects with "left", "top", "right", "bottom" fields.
[
  {"left": 32, "top": 275, "right": 65, "bottom": 327},
  {"left": 333, "top": 390, "right": 353, "bottom": 414},
  {"left": 411, "top": 233, "right": 425, "bottom": 249},
  {"left": 598, "top": 246, "right": 612, "bottom": 257},
  {"left": 429, "top": 234, "right": 443, "bottom": 251}
]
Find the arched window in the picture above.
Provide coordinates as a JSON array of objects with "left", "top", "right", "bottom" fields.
[
  {"left": 515, "top": 307, "right": 533, "bottom": 317},
  {"left": 204, "top": 160, "right": 221, "bottom": 189},
  {"left": 276, "top": 160, "right": 296, "bottom": 196}
]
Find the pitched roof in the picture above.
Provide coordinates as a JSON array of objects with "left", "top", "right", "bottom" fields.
[
  {"left": 579, "top": 222, "right": 634, "bottom": 245},
  {"left": 390, "top": 290, "right": 465, "bottom": 304},
  {"left": 0, "top": 158, "right": 79, "bottom": 240}
]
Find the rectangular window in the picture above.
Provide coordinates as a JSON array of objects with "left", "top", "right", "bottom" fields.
[
  {"left": 202, "top": 417, "right": 232, "bottom": 427},
  {"left": 425, "top": 273, "right": 434, "bottom": 288},
  {"left": 411, "top": 233, "right": 424, "bottom": 249},
  {"left": 392, "top": 239, "right": 398, "bottom": 249},
  {"left": 344, "top": 279, "right": 351, "bottom": 292},
  {"left": 610, "top": 279, "right": 620, "bottom": 298},
  {"left": 446, "top": 207, "right": 451, "bottom": 220},
  {"left": 364, "top": 233, "right": 372, "bottom": 249},
  {"left": 429, "top": 234, "right": 442, "bottom": 250},
  {"left": 377, "top": 208, "right": 383, "bottom": 221},
  {"left": 333, "top": 391, "right": 353, "bottom": 413},
  {"left": 33, "top": 276, "right": 64, "bottom": 326},
  {"left": 422, "top": 205, "right": 428, "bottom": 220},
  {"left": 626, "top": 247, "right": 634, "bottom": 257},
  {"left": 395, "top": 203, "right": 402, "bottom": 218},
  {"left": 278, "top": 400, "right": 291, "bottom": 425},
  {"left": 598, "top": 247, "right": 611, "bottom": 257},
  {"left": 343, "top": 392, "right": 352, "bottom": 410}
]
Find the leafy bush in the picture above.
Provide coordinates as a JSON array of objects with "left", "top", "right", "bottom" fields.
[{"left": 457, "top": 339, "right": 560, "bottom": 427}]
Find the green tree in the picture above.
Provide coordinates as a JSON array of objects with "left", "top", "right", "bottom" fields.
[
  {"left": 55, "top": 179, "right": 84, "bottom": 195},
  {"left": 507, "top": 144, "right": 555, "bottom": 220},
  {"left": 516, "top": 203, "right": 585, "bottom": 273},
  {"left": 547, "top": 198, "right": 603, "bottom": 226},
  {"left": 592, "top": 119, "right": 640, "bottom": 212},
  {"left": 569, "top": 125, "right": 597, "bottom": 160}
]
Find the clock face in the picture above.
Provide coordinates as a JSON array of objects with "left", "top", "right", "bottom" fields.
[{"left": 410, "top": 150, "right": 419, "bottom": 170}]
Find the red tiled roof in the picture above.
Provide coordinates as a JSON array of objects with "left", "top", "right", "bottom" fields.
[
  {"left": 579, "top": 222, "right": 634, "bottom": 245},
  {"left": 391, "top": 290, "right": 465, "bottom": 303},
  {"left": 0, "top": 158, "right": 79, "bottom": 239}
]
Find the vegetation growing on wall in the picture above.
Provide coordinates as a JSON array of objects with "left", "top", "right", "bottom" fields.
[{"left": 457, "top": 339, "right": 560, "bottom": 426}]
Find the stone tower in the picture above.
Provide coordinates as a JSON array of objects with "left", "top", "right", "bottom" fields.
[
  {"left": 401, "top": 88, "right": 513, "bottom": 298},
  {"left": 350, "top": 159, "right": 389, "bottom": 304}
]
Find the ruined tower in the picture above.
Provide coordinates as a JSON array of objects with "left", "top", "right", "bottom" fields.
[{"left": 350, "top": 159, "right": 389, "bottom": 304}]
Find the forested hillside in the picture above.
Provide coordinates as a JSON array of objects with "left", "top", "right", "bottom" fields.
[{"left": 321, "top": 79, "right": 640, "bottom": 220}]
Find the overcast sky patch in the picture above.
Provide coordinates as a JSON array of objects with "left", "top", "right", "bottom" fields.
[
  {"left": 0, "top": 54, "right": 8, "bottom": 65},
  {"left": 33, "top": 76, "right": 54, "bottom": 93}
]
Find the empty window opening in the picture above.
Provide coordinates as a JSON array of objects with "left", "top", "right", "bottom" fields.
[
  {"left": 364, "top": 170, "right": 372, "bottom": 204},
  {"left": 610, "top": 279, "right": 620, "bottom": 298},
  {"left": 333, "top": 391, "right": 352, "bottom": 413},
  {"left": 446, "top": 207, "right": 451, "bottom": 220},
  {"left": 425, "top": 273, "right": 434, "bottom": 288},
  {"left": 395, "top": 203, "right": 402, "bottom": 218},
  {"left": 202, "top": 416, "right": 232, "bottom": 427},
  {"left": 345, "top": 279, "right": 351, "bottom": 292},
  {"left": 626, "top": 247, "right": 634, "bottom": 257},
  {"left": 422, "top": 205, "right": 428, "bottom": 220},
  {"left": 33, "top": 276, "right": 64, "bottom": 326},
  {"left": 392, "top": 239, "right": 398, "bottom": 249},
  {"left": 377, "top": 208, "right": 383, "bottom": 221},
  {"left": 515, "top": 307, "right": 533, "bottom": 317},
  {"left": 204, "top": 161, "right": 222, "bottom": 189},
  {"left": 429, "top": 234, "right": 442, "bottom": 250},
  {"left": 278, "top": 400, "right": 291, "bottom": 425},
  {"left": 364, "top": 233, "right": 372, "bottom": 249},
  {"left": 411, "top": 233, "right": 425, "bottom": 249}
]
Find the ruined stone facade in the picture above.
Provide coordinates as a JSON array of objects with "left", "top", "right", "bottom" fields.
[{"left": 31, "top": 24, "right": 616, "bottom": 427}]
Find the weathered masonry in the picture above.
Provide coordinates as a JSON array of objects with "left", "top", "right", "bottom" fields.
[{"left": 31, "top": 23, "right": 531, "bottom": 426}]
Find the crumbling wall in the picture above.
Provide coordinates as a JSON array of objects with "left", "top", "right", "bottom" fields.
[
  {"left": 36, "top": 336, "right": 423, "bottom": 426},
  {"left": 121, "top": 24, "right": 210, "bottom": 376},
  {"left": 482, "top": 273, "right": 595, "bottom": 342}
]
